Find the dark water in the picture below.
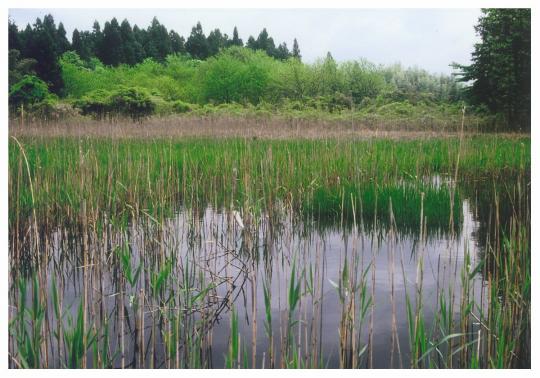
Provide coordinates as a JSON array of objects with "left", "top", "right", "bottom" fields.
[{"left": 8, "top": 176, "right": 529, "bottom": 368}]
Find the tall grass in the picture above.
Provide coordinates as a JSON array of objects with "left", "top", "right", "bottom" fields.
[{"left": 8, "top": 131, "right": 530, "bottom": 369}]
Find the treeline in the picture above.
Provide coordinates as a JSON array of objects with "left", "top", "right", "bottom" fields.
[
  {"left": 8, "top": 14, "right": 300, "bottom": 93},
  {"left": 8, "top": 10, "right": 531, "bottom": 130}
]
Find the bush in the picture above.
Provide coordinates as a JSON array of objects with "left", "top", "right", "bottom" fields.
[
  {"left": 171, "top": 100, "right": 192, "bottom": 113},
  {"left": 108, "top": 87, "right": 155, "bottom": 120},
  {"left": 74, "top": 89, "right": 111, "bottom": 120},
  {"left": 74, "top": 87, "right": 156, "bottom": 121},
  {"left": 9, "top": 75, "right": 51, "bottom": 112},
  {"left": 28, "top": 99, "right": 79, "bottom": 121}
]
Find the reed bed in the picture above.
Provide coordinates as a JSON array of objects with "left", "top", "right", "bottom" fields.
[{"left": 8, "top": 127, "right": 530, "bottom": 369}]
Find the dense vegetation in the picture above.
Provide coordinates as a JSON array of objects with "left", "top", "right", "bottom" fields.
[
  {"left": 9, "top": 136, "right": 529, "bottom": 225},
  {"left": 8, "top": 15, "right": 299, "bottom": 94},
  {"left": 453, "top": 9, "right": 531, "bottom": 130},
  {"left": 7, "top": 9, "right": 531, "bottom": 130},
  {"left": 8, "top": 135, "right": 531, "bottom": 368}
]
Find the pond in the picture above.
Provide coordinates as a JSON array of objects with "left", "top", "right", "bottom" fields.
[{"left": 8, "top": 175, "right": 530, "bottom": 368}]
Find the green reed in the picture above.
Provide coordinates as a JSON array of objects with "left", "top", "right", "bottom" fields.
[{"left": 8, "top": 133, "right": 530, "bottom": 369}]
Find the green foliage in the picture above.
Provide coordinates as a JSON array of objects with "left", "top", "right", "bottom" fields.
[
  {"left": 109, "top": 86, "right": 155, "bottom": 119},
  {"left": 18, "top": 15, "right": 65, "bottom": 93},
  {"left": 453, "top": 9, "right": 531, "bottom": 130},
  {"left": 185, "top": 22, "right": 210, "bottom": 60},
  {"left": 199, "top": 47, "right": 272, "bottom": 104},
  {"left": 171, "top": 100, "right": 192, "bottom": 113},
  {"left": 58, "top": 45, "right": 469, "bottom": 123},
  {"left": 9, "top": 75, "right": 51, "bottom": 111},
  {"left": 9, "top": 49, "right": 37, "bottom": 88},
  {"left": 73, "top": 89, "right": 111, "bottom": 119},
  {"left": 74, "top": 86, "right": 155, "bottom": 120}
]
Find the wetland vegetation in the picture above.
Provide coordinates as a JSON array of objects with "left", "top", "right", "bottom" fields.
[
  {"left": 7, "top": 8, "right": 531, "bottom": 370},
  {"left": 8, "top": 132, "right": 531, "bottom": 368}
]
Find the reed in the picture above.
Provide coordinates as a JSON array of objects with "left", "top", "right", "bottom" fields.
[{"left": 8, "top": 123, "right": 530, "bottom": 369}]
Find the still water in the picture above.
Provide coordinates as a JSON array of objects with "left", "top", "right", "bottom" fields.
[{"left": 9, "top": 178, "right": 516, "bottom": 368}]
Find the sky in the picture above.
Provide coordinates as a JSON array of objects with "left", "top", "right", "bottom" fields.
[{"left": 8, "top": 8, "right": 482, "bottom": 75}]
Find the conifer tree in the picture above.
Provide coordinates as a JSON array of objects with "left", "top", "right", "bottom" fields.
[
  {"left": 292, "top": 38, "right": 301, "bottom": 60},
  {"left": 100, "top": 18, "right": 123, "bottom": 66},
  {"left": 230, "top": 26, "right": 243, "bottom": 47},
  {"left": 185, "top": 22, "right": 209, "bottom": 60}
]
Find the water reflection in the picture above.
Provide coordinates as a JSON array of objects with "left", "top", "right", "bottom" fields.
[{"left": 8, "top": 177, "right": 529, "bottom": 368}]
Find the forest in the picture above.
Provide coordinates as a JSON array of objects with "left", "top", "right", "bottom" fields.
[{"left": 8, "top": 9, "right": 530, "bottom": 130}]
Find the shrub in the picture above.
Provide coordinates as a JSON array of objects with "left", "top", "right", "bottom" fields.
[
  {"left": 28, "top": 99, "right": 79, "bottom": 121},
  {"left": 108, "top": 87, "right": 155, "bottom": 120},
  {"left": 74, "top": 89, "right": 111, "bottom": 120},
  {"left": 9, "top": 75, "right": 51, "bottom": 112},
  {"left": 74, "top": 87, "right": 155, "bottom": 121},
  {"left": 171, "top": 100, "right": 192, "bottom": 113}
]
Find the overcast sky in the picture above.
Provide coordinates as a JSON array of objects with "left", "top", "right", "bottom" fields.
[{"left": 8, "top": 8, "right": 482, "bottom": 75}]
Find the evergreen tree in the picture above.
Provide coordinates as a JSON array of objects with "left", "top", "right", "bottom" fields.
[
  {"left": 9, "top": 49, "right": 37, "bottom": 88},
  {"left": 56, "top": 22, "right": 71, "bottom": 55},
  {"left": 248, "top": 28, "right": 279, "bottom": 57},
  {"left": 72, "top": 29, "right": 83, "bottom": 56},
  {"left": 185, "top": 22, "right": 209, "bottom": 60},
  {"left": 265, "top": 36, "right": 277, "bottom": 57},
  {"left": 454, "top": 8, "right": 531, "bottom": 130},
  {"left": 81, "top": 31, "right": 96, "bottom": 61},
  {"left": 120, "top": 19, "right": 144, "bottom": 65},
  {"left": 246, "top": 36, "right": 256, "bottom": 50},
  {"left": 21, "top": 24, "right": 33, "bottom": 57},
  {"left": 91, "top": 20, "right": 103, "bottom": 61},
  {"left": 8, "top": 20, "right": 21, "bottom": 51},
  {"left": 132, "top": 24, "right": 145, "bottom": 46},
  {"left": 24, "top": 15, "right": 63, "bottom": 93},
  {"left": 169, "top": 30, "right": 185, "bottom": 54},
  {"left": 230, "top": 26, "right": 243, "bottom": 47},
  {"left": 146, "top": 17, "right": 171, "bottom": 61},
  {"left": 207, "top": 28, "right": 226, "bottom": 56},
  {"left": 292, "top": 38, "right": 301, "bottom": 60},
  {"left": 276, "top": 42, "right": 290, "bottom": 60},
  {"left": 255, "top": 28, "right": 269, "bottom": 51},
  {"left": 100, "top": 18, "right": 124, "bottom": 66}
]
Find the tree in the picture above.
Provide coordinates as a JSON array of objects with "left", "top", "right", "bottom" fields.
[
  {"left": 8, "top": 20, "right": 21, "bottom": 51},
  {"left": 146, "top": 17, "right": 171, "bottom": 61},
  {"left": 229, "top": 26, "right": 243, "bottom": 47},
  {"left": 292, "top": 38, "right": 301, "bottom": 61},
  {"left": 72, "top": 29, "right": 95, "bottom": 61},
  {"left": 200, "top": 47, "right": 271, "bottom": 104},
  {"left": 100, "top": 18, "right": 124, "bottom": 66},
  {"left": 56, "top": 22, "right": 71, "bottom": 55},
  {"left": 254, "top": 28, "right": 276, "bottom": 57},
  {"left": 9, "top": 75, "right": 51, "bottom": 110},
  {"left": 169, "top": 30, "right": 185, "bottom": 54},
  {"left": 92, "top": 20, "right": 104, "bottom": 61},
  {"left": 207, "top": 28, "right": 226, "bottom": 57},
  {"left": 275, "top": 42, "right": 290, "bottom": 60},
  {"left": 24, "top": 15, "right": 64, "bottom": 93},
  {"left": 9, "top": 49, "right": 37, "bottom": 88},
  {"left": 72, "top": 29, "right": 83, "bottom": 56},
  {"left": 185, "top": 22, "right": 209, "bottom": 60},
  {"left": 319, "top": 52, "right": 340, "bottom": 95},
  {"left": 120, "top": 19, "right": 144, "bottom": 65},
  {"left": 246, "top": 36, "right": 256, "bottom": 50},
  {"left": 453, "top": 8, "right": 531, "bottom": 130}
]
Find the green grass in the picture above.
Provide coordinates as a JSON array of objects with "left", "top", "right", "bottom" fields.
[{"left": 9, "top": 136, "right": 530, "bottom": 232}]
